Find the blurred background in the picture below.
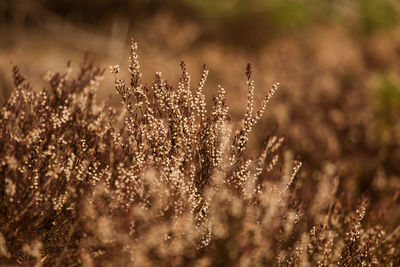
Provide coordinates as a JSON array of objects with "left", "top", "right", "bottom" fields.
[{"left": 1, "top": 0, "right": 400, "bottom": 228}]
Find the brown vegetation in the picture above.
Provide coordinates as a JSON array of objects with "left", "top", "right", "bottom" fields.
[{"left": 1, "top": 39, "right": 399, "bottom": 266}]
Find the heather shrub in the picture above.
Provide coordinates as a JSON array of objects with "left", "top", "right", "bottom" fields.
[{"left": 1, "top": 40, "right": 399, "bottom": 266}]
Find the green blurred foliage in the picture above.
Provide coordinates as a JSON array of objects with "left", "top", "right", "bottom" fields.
[
  {"left": 372, "top": 74, "right": 400, "bottom": 144},
  {"left": 183, "top": 0, "right": 399, "bottom": 33},
  {"left": 182, "top": 0, "right": 251, "bottom": 18},
  {"left": 358, "top": 0, "right": 398, "bottom": 34},
  {"left": 262, "top": 0, "right": 317, "bottom": 30},
  {"left": 184, "top": 0, "right": 332, "bottom": 31}
]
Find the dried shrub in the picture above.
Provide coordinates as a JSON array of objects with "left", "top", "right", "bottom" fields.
[{"left": 1, "top": 39, "right": 399, "bottom": 266}]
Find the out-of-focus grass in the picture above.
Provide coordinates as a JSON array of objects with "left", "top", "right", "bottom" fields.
[
  {"left": 359, "top": 0, "right": 398, "bottom": 34},
  {"left": 185, "top": 0, "right": 328, "bottom": 30},
  {"left": 373, "top": 74, "right": 400, "bottom": 144},
  {"left": 183, "top": 0, "right": 399, "bottom": 34}
]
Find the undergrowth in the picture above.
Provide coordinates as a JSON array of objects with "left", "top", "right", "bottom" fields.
[{"left": 1, "top": 39, "right": 399, "bottom": 266}]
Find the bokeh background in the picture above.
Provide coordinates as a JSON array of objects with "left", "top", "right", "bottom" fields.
[{"left": 1, "top": 0, "right": 400, "bottom": 229}]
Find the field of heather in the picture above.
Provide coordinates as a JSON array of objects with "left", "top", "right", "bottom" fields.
[{"left": 1, "top": 1, "right": 400, "bottom": 266}]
